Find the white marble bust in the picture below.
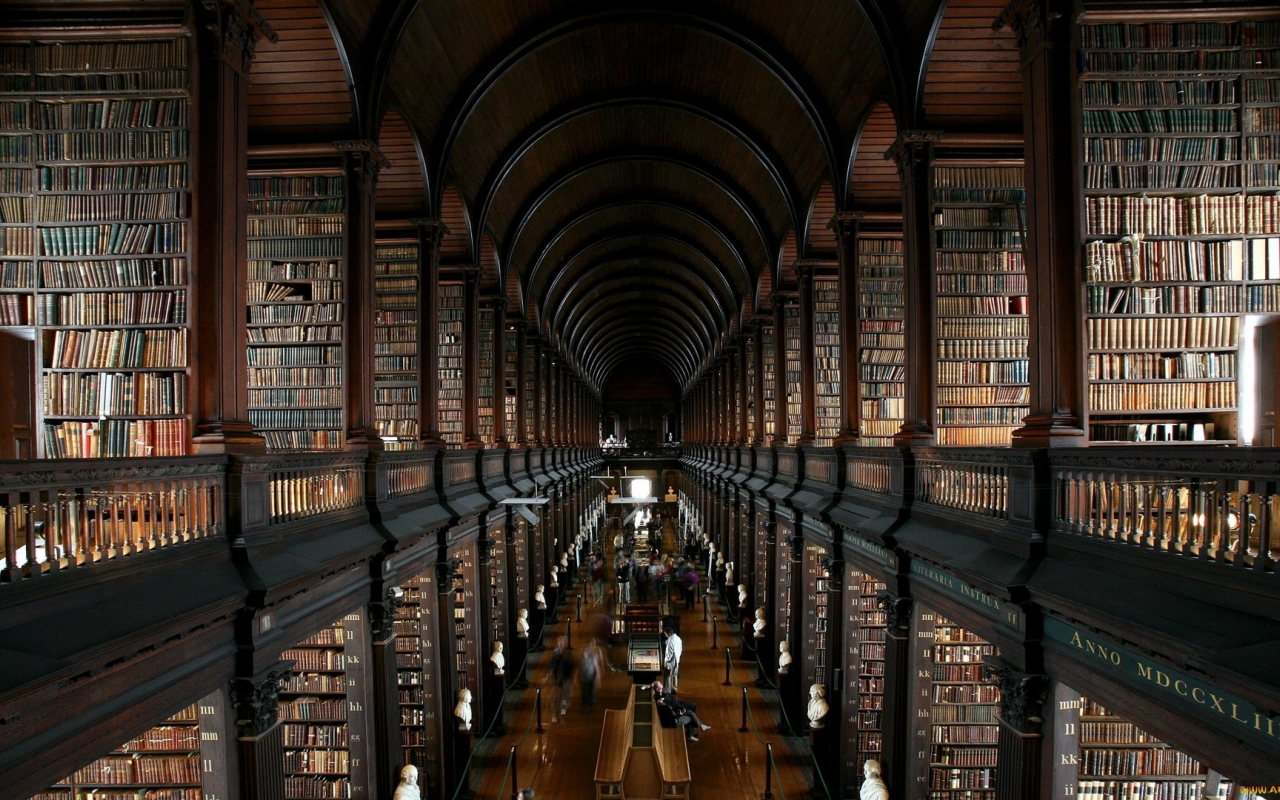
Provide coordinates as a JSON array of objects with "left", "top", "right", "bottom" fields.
[
  {"left": 392, "top": 765, "right": 420, "bottom": 800},
  {"left": 490, "top": 641, "right": 505, "bottom": 675},
  {"left": 738, "top": 583, "right": 747, "bottom": 608},
  {"left": 725, "top": 561, "right": 734, "bottom": 585},
  {"left": 808, "top": 684, "right": 829, "bottom": 729},
  {"left": 535, "top": 585, "right": 546, "bottom": 609},
  {"left": 753, "top": 607, "right": 767, "bottom": 638},
  {"left": 560, "top": 552, "right": 569, "bottom": 568},
  {"left": 549, "top": 565, "right": 559, "bottom": 588},
  {"left": 455, "top": 688, "right": 473, "bottom": 732},
  {"left": 778, "top": 641, "right": 793, "bottom": 674},
  {"left": 860, "top": 760, "right": 889, "bottom": 800},
  {"left": 516, "top": 608, "right": 530, "bottom": 638}
]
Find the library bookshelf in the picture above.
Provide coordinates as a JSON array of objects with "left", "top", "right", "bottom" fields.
[
  {"left": 374, "top": 239, "right": 420, "bottom": 450},
  {"left": 246, "top": 171, "right": 346, "bottom": 451},
  {"left": 784, "top": 302, "right": 802, "bottom": 445},
  {"left": 0, "top": 33, "right": 193, "bottom": 458},
  {"left": 814, "top": 277, "right": 842, "bottom": 446},
  {"left": 478, "top": 305, "right": 494, "bottom": 444},
  {"left": 744, "top": 332, "right": 757, "bottom": 443},
  {"left": 856, "top": 231, "right": 905, "bottom": 447},
  {"left": 932, "top": 161, "right": 1029, "bottom": 447},
  {"left": 1078, "top": 14, "right": 1280, "bottom": 443},
  {"left": 762, "top": 323, "right": 777, "bottom": 441},
  {"left": 841, "top": 570, "right": 886, "bottom": 796},
  {"left": 438, "top": 281, "right": 463, "bottom": 446}
]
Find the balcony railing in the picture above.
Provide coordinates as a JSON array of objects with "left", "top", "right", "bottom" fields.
[
  {"left": 267, "top": 456, "right": 365, "bottom": 526},
  {"left": 914, "top": 451, "right": 1010, "bottom": 521},
  {"left": 384, "top": 453, "right": 434, "bottom": 499},
  {"left": 0, "top": 457, "right": 224, "bottom": 583},
  {"left": 1051, "top": 450, "right": 1278, "bottom": 574}
]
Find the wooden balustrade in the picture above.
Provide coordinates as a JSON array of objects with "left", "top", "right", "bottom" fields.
[
  {"left": 844, "top": 450, "right": 896, "bottom": 494},
  {"left": 914, "top": 452, "right": 1009, "bottom": 520},
  {"left": 0, "top": 458, "right": 225, "bottom": 583},
  {"left": 1052, "top": 450, "right": 1279, "bottom": 574},
  {"left": 267, "top": 456, "right": 365, "bottom": 526},
  {"left": 384, "top": 454, "right": 435, "bottom": 499}
]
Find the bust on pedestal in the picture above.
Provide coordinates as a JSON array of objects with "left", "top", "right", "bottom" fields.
[
  {"left": 535, "top": 585, "right": 547, "bottom": 610},
  {"left": 753, "top": 607, "right": 767, "bottom": 638},
  {"left": 778, "top": 641, "right": 793, "bottom": 675},
  {"left": 455, "top": 688, "right": 473, "bottom": 732},
  {"left": 860, "top": 760, "right": 889, "bottom": 800},
  {"left": 393, "top": 765, "right": 420, "bottom": 800},
  {"left": 807, "top": 684, "right": 828, "bottom": 729},
  {"left": 490, "top": 641, "right": 505, "bottom": 676},
  {"left": 516, "top": 608, "right": 530, "bottom": 638}
]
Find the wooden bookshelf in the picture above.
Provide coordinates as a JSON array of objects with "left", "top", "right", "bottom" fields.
[
  {"left": 33, "top": 701, "right": 217, "bottom": 800},
  {"left": 438, "top": 282, "right": 463, "bottom": 446},
  {"left": 374, "top": 240, "right": 419, "bottom": 450},
  {"left": 802, "top": 544, "right": 830, "bottom": 688},
  {"left": 504, "top": 322, "right": 518, "bottom": 438},
  {"left": 246, "top": 173, "right": 345, "bottom": 451},
  {"left": 928, "top": 615, "right": 1000, "bottom": 800},
  {"left": 280, "top": 615, "right": 370, "bottom": 800},
  {"left": 396, "top": 575, "right": 430, "bottom": 769},
  {"left": 1079, "top": 17, "right": 1280, "bottom": 443},
  {"left": 762, "top": 324, "right": 776, "bottom": 441},
  {"left": 932, "top": 164, "right": 1029, "bottom": 446},
  {"left": 0, "top": 35, "right": 192, "bottom": 458},
  {"left": 853, "top": 572, "right": 887, "bottom": 791},
  {"left": 784, "top": 303, "right": 802, "bottom": 445},
  {"left": 524, "top": 339, "right": 535, "bottom": 443},
  {"left": 814, "top": 278, "right": 841, "bottom": 446},
  {"left": 1075, "top": 697, "right": 1235, "bottom": 800},
  {"left": 856, "top": 233, "right": 905, "bottom": 447},
  {"left": 744, "top": 333, "right": 757, "bottom": 443},
  {"left": 478, "top": 306, "right": 494, "bottom": 445},
  {"left": 450, "top": 543, "right": 478, "bottom": 692}
]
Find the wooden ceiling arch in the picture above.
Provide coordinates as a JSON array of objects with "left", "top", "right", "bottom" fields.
[
  {"left": 560, "top": 277, "right": 720, "bottom": 356},
  {"left": 566, "top": 290, "right": 716, "bottom": 371},
  {"left": 583, "top": 319, "right": 703, "bottom": 384}
]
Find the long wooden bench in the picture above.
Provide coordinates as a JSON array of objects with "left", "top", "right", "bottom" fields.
[{"left": 594, "top": 685, "right": 691, "bottom": 799}]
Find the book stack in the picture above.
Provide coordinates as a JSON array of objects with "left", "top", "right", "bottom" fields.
[
  {"left": 1080, "top": 17, "right": 1280, "bottom": 442},
  {"left": 762, "top": 324, "right": 777, "bottom": 440},
  {"left": 375, "top": 241, "right": 419, "bottom": 450},
  {"left": 0, "top": 36, "right": 192, "bottom": 457},
  {"left": 280, "top": 620, "right": 359, "bottom": 800},
  {"left": 478, "top": 306, "right": 494, "bottom": 444},
  {"left": 813, "top": 278, "right": 842, "bottom": 446},
  {"left": 857, "top": 234, "right": 905, "bottom": 446},
  {"left": 928, "top": 616, "right": 1000, "bottom": 800},
  {"left": 438, "top": 283, "right": 463, "bottom": 446},
  {"left": 784, "top": 304, "right": 802, "bottom": 444}
]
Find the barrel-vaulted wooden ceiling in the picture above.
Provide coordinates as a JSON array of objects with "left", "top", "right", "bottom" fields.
[{"left": 246, "top": 0, "right": 1022, "bottom": 392}]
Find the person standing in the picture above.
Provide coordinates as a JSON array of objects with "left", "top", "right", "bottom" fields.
[
  {"left": 681, "top": 566, "right": 699, "bottom": 609},
  {"left": 663, "top": 626, "right": 683, "bottom": 692},
  {"left": 548, "top": 636, "right": 577, "bottom": 721},
  {"left": 580, "top": 638, "right": 604, "bottom": 710},
  {"left": 590, "top": 552, "right": 606, "bottom": 606},
  {"left": 616, "top": 552, "right": 632, "bottom": 604}
]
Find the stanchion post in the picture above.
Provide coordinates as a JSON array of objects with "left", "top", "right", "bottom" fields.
[
  {"left": 576, "top": 594, "right": 582, "bottom": 622},
  {"left": 739, "top": 687, "right": 749, "bottom": 732},
  {"left": 509, "top": 745, "right": 519, "bottom": 800},
  {"left": 724, "top": 647, "right": 732, "bottom": 687},
  {"left": 566, "top": 618, "right": 573, "bottom": 650},
  {"left": 711, "top": 617, "right": 718, "bottom": 649},
  {"left": 535, "top": 688, "right": 544, "bottom": 733},
  {"left": 702, "top": 592, "right": 708, "bottom": 622},
  {"left": 762, "top": 742, "right": 775, "bottom": 800}
]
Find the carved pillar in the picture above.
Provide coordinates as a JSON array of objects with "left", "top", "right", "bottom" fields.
[
  {"left": 492, "top": 298, "right": 509, "bottom": 446},
  {"left": 231, "top": 669, "right": 288, "bottom": 800},
  {"left": 998, "top": 0, "right": 1086, "bottom": 447},
  {"left": 369, "top": 585, "right": 404, "bottom": 800},
  {"left": 462, "top": 266, "right": 482, "bottom": 448},
  {"left": 988, "top": 665, "right": 1051, "bottom": 800},
  {"left": 415, "top": 219, "right": 447, "bottom": 445},
  {"left": 831, "top": 213, "right": 864, "bottom": 444},
  {"left": 752, "top": 318, "right": 766, "bottom": 445},
  {"left": 887, "top": 132, "right": 940, "bottom": 445},
  {"left": 337, "top": 141, "right": 390, "bottom": 450},
  {"left": 191, "top": 0, "right": 274, "bottom": 454},
  {"left": 876, "top": 592, "right": 913, "bottom": 795},
  {"left": 796, "top": 262, "right": 817, "bottom": 445}
]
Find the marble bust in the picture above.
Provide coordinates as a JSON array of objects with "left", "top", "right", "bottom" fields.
[
  {"left": 535, "top": 585, "right": 546, "bottom": 610},
  {"left": 455, "top": 688, "right": 473, "bottom": 732},
  {"left": 808, "top": 684, "right": 829, "bottom": 729},
  {"left": 738, "top": 583, "right": 747, "bottom": 608},
  {"left": 490, "top": 641, "right": 505, "bottom": 676},
  {"left": 725, "top": 561, "right": 734, "bottom": 585},
  {"left": 549, "top": 565, "right": 559, "bottom": 588},
  {"left": 778, "top": 641, "right": 793, "bottom": 674},
  {"left": 860, "top": 759, "right": 889, "bottom": 800},
  {"left": 392, "top": 765, "right": 420, "bottom": 800},
  {"left": 753, "top": 607, "right": 767, "bottom": 638},
  {"left": 516, "top": 608, "right": 530, "bottom": 638}
]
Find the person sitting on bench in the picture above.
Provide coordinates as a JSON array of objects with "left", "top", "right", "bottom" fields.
[{"left": 651, "top": 680, "right": 711, "bottom": 739}]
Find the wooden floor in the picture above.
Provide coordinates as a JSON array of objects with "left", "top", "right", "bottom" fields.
[{"left": 467, "top": 522, "right": 821, "bottom": 800}]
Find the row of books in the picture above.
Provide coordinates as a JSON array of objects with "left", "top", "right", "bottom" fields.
[
  {"left": 249, "top": 303, "right": 342, "bottom": 324},
  {"left": 250, "top": 410, "right": 344, "bottom": 429},
  {"left": 936, "top": 296, "right": 1027, "bottom": 316},
  {"left": 37, "top": 221, "right": 186, "bottom": 256},
  {"left": 938, "top": 407, "right": 1025, "bottom": 426},
  {"left": 4, "top": 39, "right": 189, "bottom": 70},
  {"left": 72, "top": 755, "right": 199, "bottom": 785},
  {"left": 931, "top": 746, "right": 998, "bottom": 768},
  {"left": 246, "top": 345, "right": 341, "bottom": 367},
  {"left": 116, "top": 725, "right": 199, "bottom": 752},
  {"left": 282, "top": 725, "right": 348, "bottom": 748},
  {"left": 283, "top": 750, "right": 348, "bottom": 775},
  {"left": 43, "top": 371, "right": 184, "bottom": 416},
  {"left": 248, "top": 388, "right": 342, "bottom": 408},
  {"left": 0, "top": 71, "right": 189, "bottom": 94},
  {"left": 1089, "top": 381, "right": 1236, "bottom": 409},
  {"left": 932, "top": 684, "right": 1000, "bottom": 704},
  {"left": 248, "top": 367, "right": 341, "bottom": 387},
  {"left": 31, "top": 129, "right": 188, "bottom": 161},
  {"left": 1086, "top": 285, "right": 1241, "bottom": 316},
  {"left": 1086, "top": 316, "right": 1237, "bottom": 349},
  {"left": 247, "top": 281, "right": 343, "bottom": 303},
  {"left": 248, "top": 238, "right": 342, "bottom": 259},
  {"left": 1083, "top": 164, "right": 1241, "bottom": 191},
  {"left": 50, "top": 327, "right": 185, "bottom": 368},
  {"left": 43, "top": 418, "right": 186, "bottom": 458},
  {"left": 1089, "top": 422, "right": 1214, "bottom": 443},
  {"left": 1074, "top": 781, "right": 1213, "bottom": 800},
  {"left": 1083, "top": 50, "right": 1279, "bottom": 73},
  {"left": 1079, "top": 749, "right": 1204, "bottom": 777},
  {"left": 938, "top": 340, "right": 1026, "bottom": 359},
  {"left": 1081, "top": 21, "right": 1280, "bottom": 48},
  {"left": 33, "top": 162, "right": 187, "bottom": 191},
  {"left": 13, "top": 191, "right": 186, "bottom": 222},
  {"left": 284, "top": 776, "right": 351, "bottom": 799},
  {"left": 1082, "top": 136, "right": 1237, "bottom": 165},
  {"left": 931, "top": 724, "right": 998, "bottom": 744},
  {"left": 283, "top": 674, "right": 346, "bottom": 694},
  {"left": 937, "top": 274, "right": 1027, "bottom": 294},
  {"left": 35, "top": 288, "right": 184, "bottom": 325},
  {"left": 933, "top": 644, "right": 998, "bottom": 663},
  {"left": 1082, "top": 108, "right": 1238, "bottom": 134},
  {"left": 247, "top": 217, "right": 342, "bottom": 237},
  {"left": 1080, "top": 79, "right": 1235, "bottom": 107},
  {"left": 1088, "top": 351, "right": 1235, "bottom": 380},
  {"left": 26, "top": 98, "right": 187, "bottom": 130},
  {"left": 249, "top": 260, "right": 341, "bottom": 281},
  {"left": 248, "top": 325, "right": 341, "bottom": 344},
  {"left": 937, "top": 361, "right": 1028, "bottom": 385}
]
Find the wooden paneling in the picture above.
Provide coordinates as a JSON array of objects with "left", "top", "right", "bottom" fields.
[
  {"left": 376, "top": 110, "right": 426, "bottom": 219},
  {"left": 921, "top": 0, "right": 1023, "bottom": 130},
  {"left": 440, "top": 186, "right": 471, "bottom": 262},
  {"left": 248, "top": 0, "right": 354, "bottom": 140},
  {"left": 480, "top": 234, "right": 500, "bottom": 292},
  {"left": 849, "top": 101, "right": 902, "bottom": 210},
  {"left": 806, "top": 182, "right": 837, "bottom": 256},
  {"left": 778, "top": 230, "right": 798, "bottom": 286}
]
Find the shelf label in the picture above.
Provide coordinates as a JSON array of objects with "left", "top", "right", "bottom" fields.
[
  {"left": 845, "top": 534, "right": 889, "bottom": 565},
  {"left": 909, "top": 561, "right": 1022, "bottom": 631}
]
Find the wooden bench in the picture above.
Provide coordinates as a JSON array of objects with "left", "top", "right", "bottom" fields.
[{"left": 594, "top": 685, "right": 691, "bottom": 799}]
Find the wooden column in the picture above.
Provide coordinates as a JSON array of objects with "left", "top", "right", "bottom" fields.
[
  {"left": 888, "top": 132, "right": 940, "bottom": 445},
  {"left": 191, "top": 1, "right": 273, "bottom": 454},
  {"left": 998, "top": 0, "right": 1087, "bottom": 447},
  {"left": 462, "top": 266, "right": 482, "bottom": 449},
  {"left": 492, "top": 299, "right": 508, "bottom": 447},
  {"left": 752, "top": 318, "right": 766, "bottom": 445},
  {"left": 877, "top": 593, "right": 913, "bottom": 796},
  {"left": 230, "top": 670, "right": 288, "bottom": 800},
  {"left": 514, "top": 322, "right": 528, "bottom": 446},
  {"left": 436, "top": 560, "right": 465, "bottom": 798},
  {"left": 369, "top": 586, "right": 404, "bottom": 800},
  {"left": 337, "top": 141, "right": 389, "bottom": 450},
  {"left": 796, "top": 262, "right": 817, "bottom": 445},
  {"left": 415, "top": 219, "right": 447, "bottom": 445},
  {"left": 988, "top": 665, "right": 1050, "bottom": 800},
  {"left": 831, "top": 213, "right": 863, "bottom": 444}
]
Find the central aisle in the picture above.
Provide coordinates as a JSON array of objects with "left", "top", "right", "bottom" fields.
[{"left": 469, "top": 518, "right": 820, "bottom": 800}]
